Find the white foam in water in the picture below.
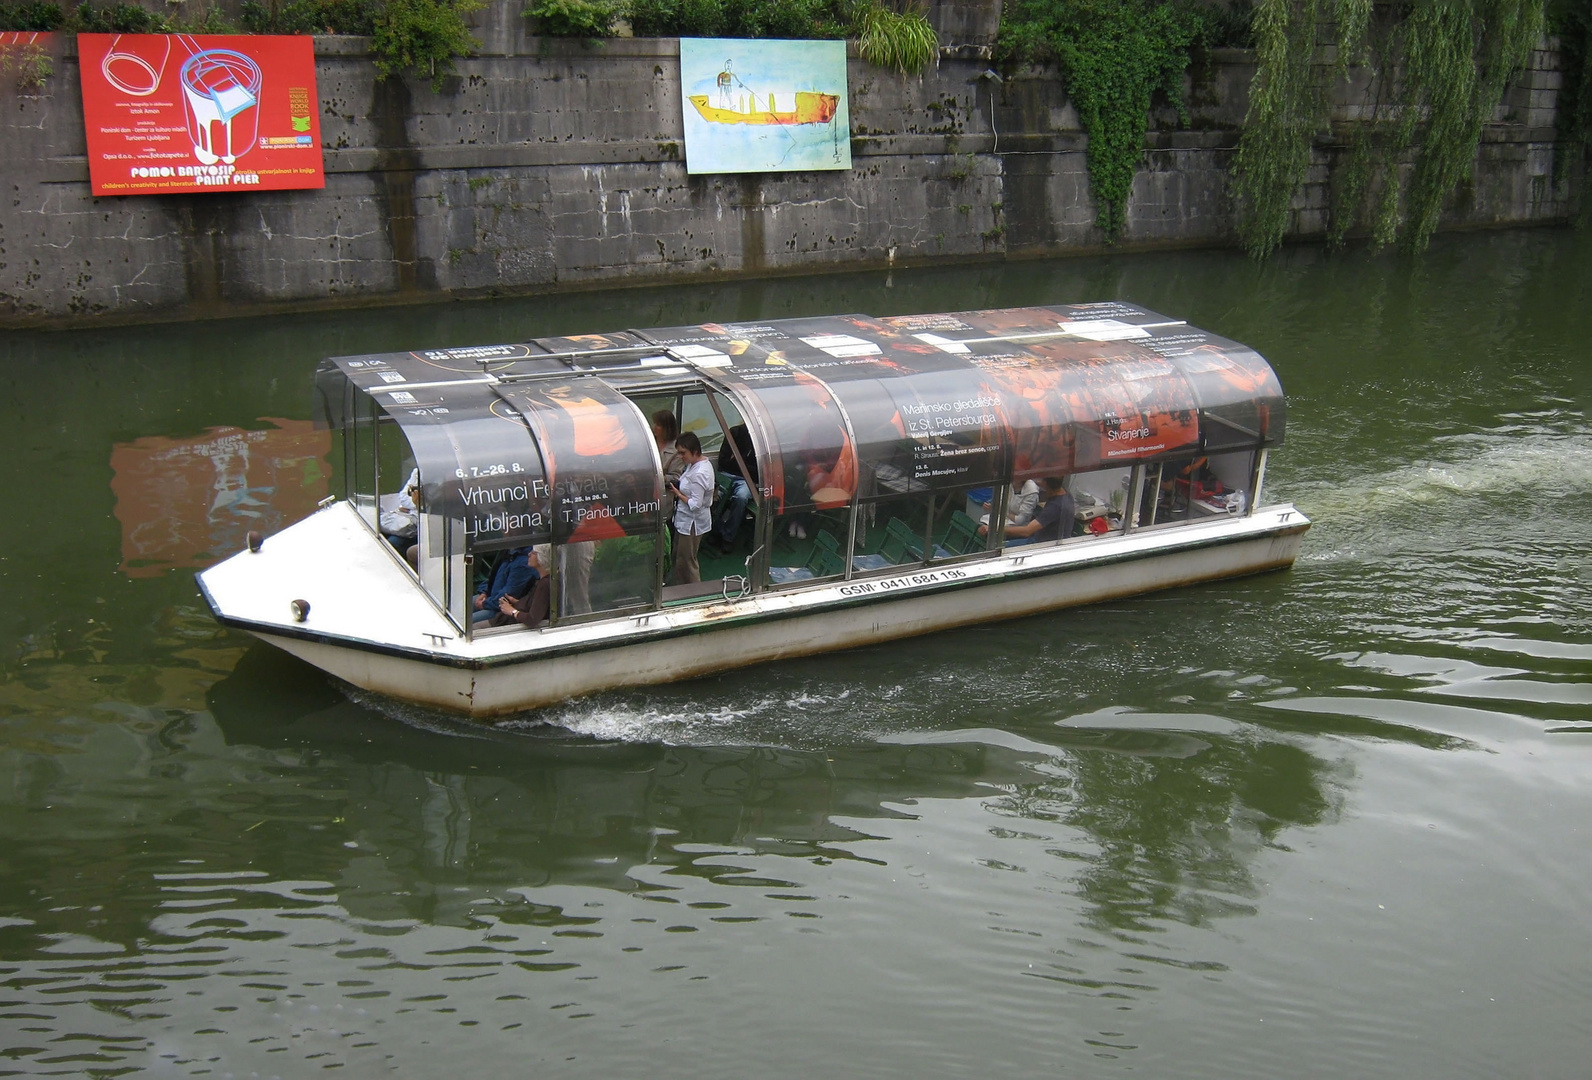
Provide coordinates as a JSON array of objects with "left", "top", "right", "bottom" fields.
[{"left": 1284, "top": 426, "right": 1591, "bottom": 519}]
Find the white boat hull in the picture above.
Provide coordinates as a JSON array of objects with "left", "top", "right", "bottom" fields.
[{"left": 209, "top": 503, "right": 1308, "bottom": 718}]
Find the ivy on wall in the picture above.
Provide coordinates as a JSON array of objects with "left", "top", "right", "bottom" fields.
[
  {"left": 995, "top": 0, "right": 1238, "bottom": 241},
  {"left": 1235, "top": 0, "right": 1547, "bottom": 257}
]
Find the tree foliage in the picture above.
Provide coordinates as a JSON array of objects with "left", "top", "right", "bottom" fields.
[
  {"left": 372, "top": 0, "right": 482, "bottom": 90},
  {"left": 1235, "top": 0, "right": 1546, "bottom": 256}
]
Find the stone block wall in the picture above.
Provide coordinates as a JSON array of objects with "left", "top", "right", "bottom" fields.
[{"left": 0, "top": 10, "right": 1578, "bottom": 327}]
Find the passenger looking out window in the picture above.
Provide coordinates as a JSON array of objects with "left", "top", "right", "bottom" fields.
[
  {"left": 981, "top": 477, "right": 1075, "bottom": 548},
  {"left": 669, "top": 432, "right": 716, "bottom": 584}
]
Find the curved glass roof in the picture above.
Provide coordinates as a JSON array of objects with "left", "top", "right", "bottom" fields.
[{"left": 318, "top": 302, "right": 1285, "bottom": 550}]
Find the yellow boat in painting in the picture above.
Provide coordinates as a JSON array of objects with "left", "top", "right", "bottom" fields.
[{"left": 688, "top": 91, "right": 840, "bottom": 126}]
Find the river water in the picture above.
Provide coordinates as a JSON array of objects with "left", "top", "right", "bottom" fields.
[{"left": 1, "top": 227, "right": 1588, "bottom": 1077}]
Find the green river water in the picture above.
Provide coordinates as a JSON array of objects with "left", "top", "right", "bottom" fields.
[{"left": 0, "top": 227, "right": 1589, "bottom": 1077}]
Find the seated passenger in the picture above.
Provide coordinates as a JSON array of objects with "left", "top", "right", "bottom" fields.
[
  {"left": 979, "top": 478, "right": 1040, "bottom": 528},
  {"left": 379, "top": 469, "right": 421, "bottom": 555},
  {"left": 980, "top": 476, "right": 1075, "bottom": 547},
  {"left": 470, "top": 544, "right": 536, "bottom": 624},
  {"left": 495, "top": 547, "right": 551, "bottom": 628},
  {"left": 712, "top": 423, "right": 758, "bottom": 551}
]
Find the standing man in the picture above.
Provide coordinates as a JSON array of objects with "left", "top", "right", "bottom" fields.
[{"left": 669, "top": 432, "right": 715, "bottom": 584}]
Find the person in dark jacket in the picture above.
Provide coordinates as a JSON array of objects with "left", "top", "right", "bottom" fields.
[
  {"left": 495, "top": 549, "right": 552, "bottom": 628},
  {"left": 470, "top": 546, "right": 536, "bottom": 624},
  {"left": 713, "top": 423, "right": 758, "bottom": 549}
]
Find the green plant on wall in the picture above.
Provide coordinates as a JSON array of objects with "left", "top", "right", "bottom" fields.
[
  {"left": 0, "top": 39, "right": 51, "bottom": 90},
  {"left": 541, "top": 0, "right": 938, "bottom": 74},
  {"left": 0, "top": 2, "right": 65, "bottom": 29},
  {"left": 1235, "top": 0, "right": 1546, "bottom": 257},
  {"left": 855, "top": 2, "right": 936, "bottom": 73},
  {"left": 240, "top": 0, "right": 383, "bottom": 35},
  {"left": 997, "top": 0, "right": 1210, "bottom": 240},
  {"left": 525, "top": 0, "right": 621, "bottom": 37},
  {"left": 372, "top": 0, "right": 483, "bottom": 90}
]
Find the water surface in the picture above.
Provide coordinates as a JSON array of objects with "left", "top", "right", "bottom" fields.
[{"left": 1, "top": 229, "right": 1589, "bottom": 1077}]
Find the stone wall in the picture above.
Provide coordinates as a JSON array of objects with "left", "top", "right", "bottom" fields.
[{"left": 0, "top": 5, "right": 1576, "bottom": 327}]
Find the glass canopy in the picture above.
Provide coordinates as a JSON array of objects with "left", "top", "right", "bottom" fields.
[{"left": 316, "top": 302, "right": 1287, "bottom": 628}]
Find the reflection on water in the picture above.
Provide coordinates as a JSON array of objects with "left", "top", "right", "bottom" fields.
[
  {"left": 110, "top": 420, "right": 329, "bottom": 577},
  {"left": 0, "top": 644, "right": 1359, "bottom": 1073},
  {"left": 0, "top": 228, "right": 1590, "bottom": 1076}
]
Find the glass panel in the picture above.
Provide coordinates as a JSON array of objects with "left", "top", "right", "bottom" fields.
[
  {"left": 496, "top": 378, "right": 661, "bottom": 618},
  {"left": 1067, "top": 467, "right": 1132, "bottom": 537},
  {"left": 393, "top": 386, "right": 550, "bottom": 553},
  {"left": 681, "top": 390, "right": 739, "bottom": 454},
  {"left": 766, "top": 315, "right": 1006, "bottom": 498},
  {"left": 706, "top": 368, "right": 852, "bottom": 520},
  {"left": 880, "top": 303, "right": 1284, "bottom": 474},
  {"left": 764, "top": 505, "right": 849, "bottom": 587},
  {"left": 1185, "top": 450, "right": 1255, "bottom": 519},
  {"left": 928, "top": 484, "right": 998, "bottom": 561},
  {"left": 350, "top": 389, "right": 378, "bottom": 529},
  {"left": 852, "top": 494, "right": 930, "bottom": 575},
  {"left": 324, "top": 354, "right": 550, "bottom": 554},
  {"left": 1146, "top": 335, "right": 1286, "bottom": 448}
]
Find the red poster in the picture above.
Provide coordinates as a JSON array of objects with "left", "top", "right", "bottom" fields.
[
  {"left": 0, "top": 31, "right": 57, "bottom": 47},
  {"left": 78, "top": 33, "right": 324, "bottom": 196}
]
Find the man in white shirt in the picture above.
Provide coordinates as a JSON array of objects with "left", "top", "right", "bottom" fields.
[{"left": 668, "top": 432, "right": 715, "bottom": 584}]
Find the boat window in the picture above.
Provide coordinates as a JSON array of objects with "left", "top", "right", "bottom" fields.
[
  {"left": 928, "top": 483, "right": 1000, "bottom": 561},
  {"left": 1068, "top": 467, "right": 1132, "bottom": 537},
  {"left": 496, "top": 378, "right": 662, "bottom": 621},
  {"left": 852, "top": 493, "right": 931, "bottom": 575},
  {"left": 1145, "top": 450, "right": 1256, "bottom": 526},
  {"left": 348, "top": 389, "right": 379, "bottom": 529},
  {"left": 765, "top": 504, "right": 849, "bottom": 587},
  {"left": 681, "top": 390, "right": 739, "bottom": 454}
]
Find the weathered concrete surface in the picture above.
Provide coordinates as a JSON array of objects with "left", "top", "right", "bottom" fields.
[{"left": 0, "top": 23, "right": 1577, "bottom": 327}]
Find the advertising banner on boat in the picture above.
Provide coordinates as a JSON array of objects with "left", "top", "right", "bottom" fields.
[
  {"left": 78, "top": 33, "right": 324, "bottom": 196},
  {"left": 679, "top": 37, "right": 850, "bottom": 174},
  {"left": 498, "top": 381, "right": 661, "bottom": 545}
]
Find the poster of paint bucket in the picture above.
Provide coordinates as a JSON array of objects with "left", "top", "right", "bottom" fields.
[
  {"left": 78, "top": 34, "right": 324, "bottom": 195},
  {"left": 679, "top": 38, "right": 850, "bottom": 175}
]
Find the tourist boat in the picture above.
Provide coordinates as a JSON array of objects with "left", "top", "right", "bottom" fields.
[
  {"left": 688, "top": 90, "right": 840, "bottom": 125},
  {"left": 196, "top": 303, "right": 1309, "bottom": 718}
]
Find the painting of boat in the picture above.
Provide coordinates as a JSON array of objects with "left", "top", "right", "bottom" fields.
[
  {"left": 679, "top": 38, "right": 851, "bottom": 173},
  {"left": 688, "top": 90, "right": 840, "bottom": 126}
]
